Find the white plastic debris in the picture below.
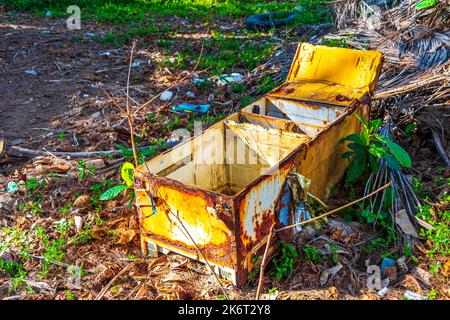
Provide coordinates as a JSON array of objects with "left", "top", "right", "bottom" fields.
[
  {"left": 192, "top": 77, "right": 209, "bottom": 85},
  {"left": 74, "top": 216, "right": 83, "bottom": 233},
  {"left": 6, "top": 181, "right": 19, "bottom": 193},
  {"left": 404, "top": 290, "right": 427, "bottom": 300},
  {"left": 378, "top": 287, "right": 389, "bottom": 297},
  {"left": 99, "top": 51, "right": 112, "bottom": 57},
  {"left": 215, "top": 73, "right": 244, "bottom": 86},
  {"left": 86, "top": 32, "right": 95, "bottom": 37},
  {"left": 260, "top": 289, "right": 278, "bottom": 300},
  {"left": 185, "top": 91, "right": 195, "bottom": 98},
  {"left": 160, "top": 90, "right": 174, "bottom": 101}
]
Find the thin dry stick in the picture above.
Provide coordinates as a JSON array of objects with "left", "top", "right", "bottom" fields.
[
  {"left": 95, "top": 260, "right": 141, "bottom": 300},
  {"left": 125, "top": 41, "right": 139, "bottom": 167},
  {"left": 275, "top": 182, "right": 391, "bottom": 233},
  {"left": 255, "top": 223, "right": 275, "bottom": 300}
]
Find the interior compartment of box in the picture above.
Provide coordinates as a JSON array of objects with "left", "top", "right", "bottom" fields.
[
  {"left": 141, "top": 115, "right": 311, "bottom": 196},
  {"left": 242, "top": 96, "right": 345, "bottom": 136}
]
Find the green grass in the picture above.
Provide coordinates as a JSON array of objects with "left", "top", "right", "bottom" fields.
[{"left": 3, "top": 0, "right": 331, "bottom": 23}]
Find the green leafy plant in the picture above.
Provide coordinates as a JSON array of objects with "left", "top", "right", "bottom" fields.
[
  {"left": 302, "top": 245, "right": 324, "bottom": 263},
  {"left": 115, "top": 144, "right": 156, "bottom": 164},
  {"left": 417, "top": 201, "right": 450, "bottom": 259},
  {"left": 270, "top": 241, "right": 298, "bottom": 281},
  {"left": 76, "top": 160, "right": 96, "bottom": 181},
  {"left": 100, "top": 162, "right": 135, "bottom": 206},
  {"left": 341, "top": 115, "right": 412, "bottom": 184}
]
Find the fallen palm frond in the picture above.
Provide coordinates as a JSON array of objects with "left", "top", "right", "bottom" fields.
[{"left": 363, "top": 119, "right": 422, "bottom": 245}]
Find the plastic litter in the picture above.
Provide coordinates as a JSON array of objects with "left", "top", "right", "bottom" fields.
[
  {"left": 166, "top": 137, "right": 181, "bottom": 148},
  {"left": 24, "top": 70, "right": 38, "bottom": 75},
  {"left": 404, "top": 290, "right": 427, "bottom": 300},
  {"left": 377, "top": 287, "right": 389, "bottom": 297},
  {"left": 192, "top": 77, "right": 209, "bottom": 85},
  {"left": 185, "top": 91, "right": 195, "bottom": 98},
  {"left": 6, "top": 181, "right": 19, "bottom": 193},
  {"left": 215, "top": 73, "right": 244, "bottom": 86},
  {"left": 86, "top": 32, "right": 95, "bottom": 37},
  {"left": 172, "top": 103, "right": 210, "bottom": 114},
  {"left": 131, "top": 61, "right": 141, "bottom": 68},
  {"left": 160, "top": 90, "right": 174, "bottom": 101},
  {"left": 45, "top": 10, "right": 52, "bottom": 17},
  {"left": 381, "top": 257, "right": 396, "bottom": 274}
]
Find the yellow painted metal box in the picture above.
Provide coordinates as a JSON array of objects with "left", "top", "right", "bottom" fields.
[{"left": 134, "top": 43, "right": 383, "bottom": 286}]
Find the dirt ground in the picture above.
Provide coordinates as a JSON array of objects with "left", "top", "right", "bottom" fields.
[{"left": 0, "top": 12, "right": 449, "bottom": 300}]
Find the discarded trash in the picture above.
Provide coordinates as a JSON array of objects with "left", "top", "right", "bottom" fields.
[
  {"left": 215, "top": 73, "right": 244, "bottom": 86},
  {"left": 185, "top": 91, "right": 195, "bottom": 98},
  {"left": 45, "top": 10, "right": 52, "bottom": 17},
  {"left": 131, "top": 61, "right": 141, "bottom": 68},
  {"left": 135, "top": 43, "right": 384, "bottom": 286},
  {"left": 172, "top": 103, "right": 210, "bottom": 114},
  {"left": 381, "top": 257, "right": 396, "bottom": 272},
  {"left": 24, "top": 70, "right": 38, "bottom": 75},
  {"left": 160, "top": 90, "right": 174, "bottom": 101},
  {"left": 413, "top": 267, "right": 432, "bottom": 286},
  {"left": 245, "top": 12, "right": 298, "bottom": 30},
  {"left": 192, "top": 77, "right": 209, "bottom": 85},
  {"left": 404, "top": 290, "right": 427, "bottom": 300},
  {"left": 381, "top": 257, "right": 396, "bottom": 280},
  {"left": 90, "top": 83, "right": 104, "bottom": 89},
  {"left": 260, "top": 289, "right": 278, "bottom": 300},
  {"left": 99, "top": 51, "right": 112, "bottom": 57},
  {"left": 74, "top": 216, "right": 83, "bottom": 233},
  {"left": 377, "top": 287, "right": 389, "bottom": 297},
  {"left": 86, "top": 32, "right": 95, "bottom": 37},
  {"left": 166, "top": 137, "right": 181, "bottom": 148},
  {"left": 6, "top": 181, "right": 19, "bottom": 193}
]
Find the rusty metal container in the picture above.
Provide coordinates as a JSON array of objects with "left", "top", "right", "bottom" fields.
[{"left": 134, "top": 43, "right": 383, "bottom": 286}]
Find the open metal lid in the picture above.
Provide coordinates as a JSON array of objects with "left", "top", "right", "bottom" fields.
[{"left": 268, "top": 43, "right": 384, "bottom": 106}]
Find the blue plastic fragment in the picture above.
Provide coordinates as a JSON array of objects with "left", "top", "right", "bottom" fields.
[
  {"left": 24, "top": 70, "right": 38, "bottom": 75},
  {"left": 172, "top": 103, "right": 210, "bottom": 114},
  {"left": 381, "top": 257, "right": 396, "bottom": 274},
  {"left": 278, "top": 184, "right": 291, "bottom": 226}
]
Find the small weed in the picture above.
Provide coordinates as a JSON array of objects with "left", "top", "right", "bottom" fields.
[
  {"left": 76, "top": 160, "right": 96, "bottom": 181},
  {"left": 302, "top": 245, "right": 324, "bottom": 263},
  {"left": 427, "top": 288, "right": 438, "bottom": 300},
  {"left": 270, "top": 241, "right": 298, "bottom": 281}
]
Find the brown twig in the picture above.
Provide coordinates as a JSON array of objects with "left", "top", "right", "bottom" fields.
[
  {"left": 125, "top": 42, "right": 139, "bottom": 167},
  {"left": 255, "top": 223, "right": 275, "bottom": 300},
  {"left": 95, "top": 260, "right": 141, "bottom": 300},
  {"left": 7, "top": 145, "right": 153, "bottom": 159}
]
